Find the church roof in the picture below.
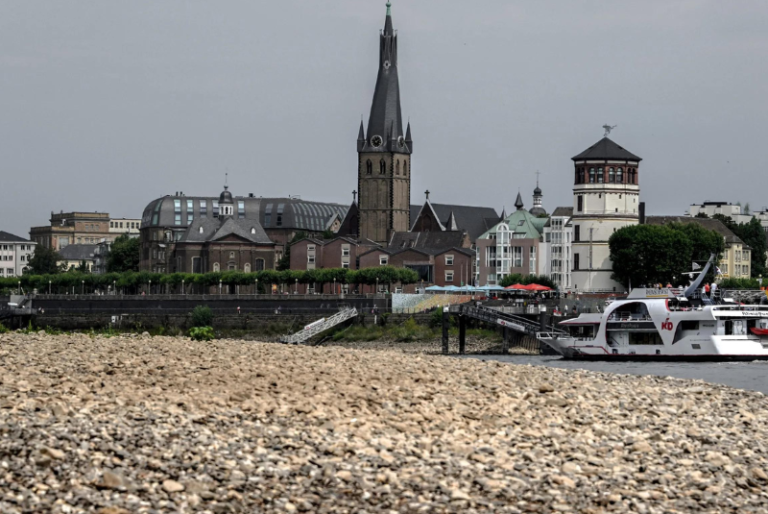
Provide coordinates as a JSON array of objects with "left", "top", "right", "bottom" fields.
[
  {"left": 180, "top": 217, "right": 272, "bottom": 244},
  {"left": 58, "top": 244, "right": 97, "bottom": 261},
  {"left": 481, "top": 207, "right": 547, "bottom": 241},
  {"left": 572, "top": 137, "right": 642, "bottom": 161},
  {"left": 409, "top": 203, "right": 498, "bottom": 242},
  {"left": 389, "top": 231, "right": 466, "bottom": 251}
]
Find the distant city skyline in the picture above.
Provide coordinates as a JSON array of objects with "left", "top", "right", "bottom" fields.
[{"left": 2, "top": 0, "right": 768, "bottom": 237}]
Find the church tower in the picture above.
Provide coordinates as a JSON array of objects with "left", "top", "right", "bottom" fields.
[{"left": 357, "top": 1, "right": 412, "bottom": 244}]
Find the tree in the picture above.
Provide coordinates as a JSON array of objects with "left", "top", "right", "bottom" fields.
[
  {"left": 26, "top": 246, "right": 64, "bottom": 275},
  {"left": 107, "top": 235, "right": 140, "bottom": 273},
  {"left": 609, "top": 225, "right": 693, "bottom": 288},
  {"left": 736, "top": 217, "right": 767, "bottom": 278},
  {"left": 277, "top": 231, "right": 307, "bottom": 271},
  {"left": 694, "top": 212, "right": 710, "bottom": 218}
]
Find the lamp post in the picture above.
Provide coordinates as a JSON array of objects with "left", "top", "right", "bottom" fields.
[
  {"left": 255, "top": 278, "right": 258, "bottom": 296},
  {"left": 219, "top": 280, "right": 223, "bottom": 295},
  {"left": 81, "top": 280, "right": 84, "bottom": 295},
  {"left": 148, "top": 279, "right": 151, "bottom": 296},
  {"left": 295, "top": 278, "right": 299, "bottom": 295},
  {"left": 333, "top": 278, "right": 336, "bottom": 296},
  {"left": 113, "top": 280, "right": 116, "bottom": 296},
  {"left": 18, "top": 281, "right": 21, "bottom": 294},
  {"left": 182, "top": 279, "right": 185, "bottom": 295},
  {"left": 376, "top": 277, "right": 379, "bottom": 295},
  {"left": 48, "top": 280, "right": 51, "bottom": 295}
]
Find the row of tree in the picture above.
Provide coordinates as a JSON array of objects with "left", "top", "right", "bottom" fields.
[
  {"left": 609, "top": 222, "right": 725, "bottom": 288},
  {"left": 1, "top": 266, "right": 421, "bottom": 295}
]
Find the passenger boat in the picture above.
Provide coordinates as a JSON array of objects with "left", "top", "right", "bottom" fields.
[{"left": 538, "top": 257, "right": 768, "bottom": 361}]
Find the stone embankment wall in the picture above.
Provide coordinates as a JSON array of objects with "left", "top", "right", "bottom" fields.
[{"left": 35, "top": 312, "right": 432, "bottom": 332}]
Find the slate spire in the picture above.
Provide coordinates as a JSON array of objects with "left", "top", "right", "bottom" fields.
[
  {"left": 364, "top": 1, "right": 410, "bottom": 154},
  {"left": 514, "top": 192, "right": 524, "bottom": 210},
  {"left": 447, "top": 211, "right": 459, "bottom": 231}
]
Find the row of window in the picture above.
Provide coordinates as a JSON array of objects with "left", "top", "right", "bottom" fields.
[
  {"left": 1, "top": 244, "right": 33, "bottom": 251},
  {"left": 209, "top": 260, "right": 266, "bottom": 272},
  {"left": 1, "top": 255, "right": 22, "bottom": 261},
  {"left": 172, "top": 199, "right": 247, "bottom": 226},
  {"left": 484, "top": 246, "right": 537, "bottom": 269},
  {"left": 364, "top": 159, "right": 409, "bottom": 176},
  {"left": 0, "top": 268, "right": 16, "bottom": 276},
  {"left": 110, "top": 221, "right": 139, "bottom": 229},
  {"left": 575, "top": 167, "right": 637, "bottom": 185}
]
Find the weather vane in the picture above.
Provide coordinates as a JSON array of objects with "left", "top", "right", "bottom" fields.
[{"left": 603, "top": 124, "right": 617, "bottom": 137}]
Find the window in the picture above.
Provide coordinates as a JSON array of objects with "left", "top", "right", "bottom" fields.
[
  {"left": 574, "top": 253, "right": 580, "bottom": 270},
  {"left": 174, "top": 200, "right": 181, "bottom": 213},
  {"left": 264, "top": 203, "right": 272, "bottom": 226},
  {"left": 616, "top": 167, "right": 623, "bottom": 183},
  {"left": 228, "top": 252, "right": 235, "bottom": 260},
  {"left": 379, "top": 159, "right": 386, "bottom": 174},
  {"left": 574, "top": 225, "right": 580, "bottom": 242},
  {"left": 213, "top": 262, "right": 220, "bottom": 272},
  {"left": 213, "top": 200, "right": 220, "bottom": 218},
  {"left": 609, "top": 168, "right": 615, "bottom": 183},
  {"left": 445, "top": 254, "right": 454, "bottom": 266},
  {"left": 589, "top": 168, "right": 596, "bottom": 183},
  {"left": 251, "top": 258, "right": 264, "bottom": 271},
  {"left": 396, "top": 160, "right": 400, "bottom": 175},
  {"left": 445, "top": 271, "right": 454, "bottom": 282},
  {"left": 512, "top": 247, "right": 523, "bottom": 268},
  {"left": 110, "top": 222, "right": 114, "bottom": 228},
  {"left": 187, "top": 199, "right": 193, "bottom": 214},
  {"left": 342, "top": 262, "right": 350, "bottom": 269},
  {"left": 341, "top": 245, "right": 350, "bottom": 257},
  {"left": 200, "top": 200, "right": 207, "bottom": 217},
  {"left": 529, "top": 246, "right": 536, "bottom": 271},
  {"left": 597, "top": 168, "right": 604, "bottom": 183},
  {"left": 175, "top": 214, "right": 181, "bottom": 226},
  {"left": 276, "top": 204, "right": 284, "bottom": 227},
  {"left": 244, "top": 263, "right": 251, "bottom": 273},
  {"left": 238, "top": 201, "right": 245, "bottom": 219},
  {"left": 366, "top": 160, "right": 373, "bottom": 174},
  {"left": 187, "top": 213, "right": 193, "bottom": 224},
  {"left": 577, "top": 196, "right": 583, "bottom": 212},
  {"left": 380, "top": 255, "right": 388, "bottom": 266}
]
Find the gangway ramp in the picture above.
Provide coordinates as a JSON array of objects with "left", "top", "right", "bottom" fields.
[
  {"left": 444, "top": 303, "right": 567, "bottom": 354},
  {"left": 279, "top": 308, "right": 358, "bottom": 344}
]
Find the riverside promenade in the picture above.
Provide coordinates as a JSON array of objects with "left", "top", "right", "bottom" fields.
[{"left": 2, "top": 332, "right": 768, "bottom": 512}]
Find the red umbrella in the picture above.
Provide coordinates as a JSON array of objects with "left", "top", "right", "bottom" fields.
[
  {"left": 526, "top": 283, "right": 552, "bottom": 291},
  {"left": 505, "top": 283, "right": 530, "bottom": 290}
]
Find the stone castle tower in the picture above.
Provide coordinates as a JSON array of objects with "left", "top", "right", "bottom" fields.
[
  {"left": 571, "top": 136, "right": 642, "bottom": 292},
  {"left": 357, "top": 1, "right": 412, "bottom": 244}
]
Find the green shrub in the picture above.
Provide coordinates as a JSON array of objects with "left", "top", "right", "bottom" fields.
[
  {"left": 189, "top": 326, "right": 215, "bottom": 341},
  {"left": 191, "top": 305, "right": 214, "bottom": 327},
  {"left": 0, "top": 323, "right": 8, "bottom": 334}
]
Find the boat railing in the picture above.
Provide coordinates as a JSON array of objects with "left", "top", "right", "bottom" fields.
[{"left": 607, "top": 313, "right": 653, "bottom": 322}]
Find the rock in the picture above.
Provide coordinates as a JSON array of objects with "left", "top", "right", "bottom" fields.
[
  {"left": 562, "top": 462, "right": 582, "bottom": 474},
  {"left": 750, "top": 467, "right": 768, "bottom": 481},
  {"left": 552, "top": 475, "right": 576, "bottom": 488},
  {"left": 97, "top": 508, "right": 131, "bottom": 514},
  {"left": 41, "top": 447, "right": 65, "bottom": 460},
  {"left": 631, "top": 441, "right": 653, "bottom": 453},
  {"left": 284, "top": 502, "right": 297, "bottom": 512},
  {"left": 450, "top": 489, "right": 471, "bottom": 501},
  {"left": 162, "top": 479, "right": 185, "bottom": 493},
  {"left": 335, "top": 470, "right": 354, "bottom": 482},
  {"left": 97, "top": 470, "right": 128, "bottom": 490},
  {"left": 539, "top": 383, "right": 555, "bottom": 393}
]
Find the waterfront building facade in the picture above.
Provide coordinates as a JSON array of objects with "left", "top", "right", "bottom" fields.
[
  {"left": 475, "top": 193, "right": 547, "bottom": 286},
  {"left": 0, "top": 231, "right": 36, "bottom": 277},
  {"left": 571, "top": 137, "right": 642, "bottom": 292},
  {"left": 541, "top": 207, "right": 574, "bottom": 291},
  {"left": 30, "top": 212, "right": 140, "bottom": 250}
]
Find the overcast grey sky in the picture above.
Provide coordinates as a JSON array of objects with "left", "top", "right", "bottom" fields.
[{"left": 2, "top": 0, "right": 768, "bottom": 237}]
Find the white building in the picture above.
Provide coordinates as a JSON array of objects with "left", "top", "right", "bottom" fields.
[
  {"left": 0, "top": 231, "right": 37, "bottom": 278},
  {"left": 109, "top": 218, "right": 141, "bottom": 238},
  {"left": 571, "top": 137, "right": 642, "bottom": 292},
  {"left": 541, "top": 207, "right": 573, "bottom": 291},
  {"left": 688, "top": 202, "right": 768, "bottom": 233}
]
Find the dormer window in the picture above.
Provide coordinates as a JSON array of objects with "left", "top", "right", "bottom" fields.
[
  {"left": 199, "top": 227, "right": 204, "bottom": 234},
  {"left": 251, "top": 228, "right": 256, "bottom": 234}
]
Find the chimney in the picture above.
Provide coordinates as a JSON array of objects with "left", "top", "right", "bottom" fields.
[
  {"left": 249, "top": 193, "right": 254, "bottom": 198},
  {"left": 639, "top": 202, "right": 646, "bottom": 225}
]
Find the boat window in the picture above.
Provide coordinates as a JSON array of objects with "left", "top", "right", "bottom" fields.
[
  {"left": 609, "top": 302, "right": 651, "bottom": 321},
  {"left": 629, "top": 332, "right": 663, "bottom": 345},
  {"left": 681, "top": 320, "right": 699, "bottom": 331}
]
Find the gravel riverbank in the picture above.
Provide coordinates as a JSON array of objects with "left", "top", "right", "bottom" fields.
[{"left": 2, "top": 333, "right": 768, "bottom": 513}]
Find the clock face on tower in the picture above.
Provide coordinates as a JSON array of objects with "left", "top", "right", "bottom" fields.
[{"left": 371, "top": 135, "right": 383, "bottom": 148}]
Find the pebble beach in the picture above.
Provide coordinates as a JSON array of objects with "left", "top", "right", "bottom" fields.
[{"left": 2, "top": 332, "right": 768, "bottom": 513}]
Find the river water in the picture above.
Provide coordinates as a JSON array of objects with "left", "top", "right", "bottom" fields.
[{"left": 465, "top": 355, "right": 768, "bottom": 394}]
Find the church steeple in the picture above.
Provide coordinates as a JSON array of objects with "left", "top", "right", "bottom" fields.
[{"left": 362, "top": 1, "right": 410, "bottom": 155}]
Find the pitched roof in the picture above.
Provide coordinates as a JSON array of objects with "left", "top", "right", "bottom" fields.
[
  {"left": 481, "top": 207, "right": 546, "bottom": 240},
  {"left": 389, "top": 231, "right": 466, "bottom": 252},
  {"left": 409, "top": 203, "right": 498, "bottom": 242},
  {"left": 0, "top": 231, "right": 31, "bottom": 243},
  {"left": 58, "top": 244, "right": 97, "bottom": 261},
  {"left": 645, "top": 216, "right": 747, "bottom": 247},
  {"left": 551, "top": 206, "right": 574, "bottom": 217},
  {"left": 180, "top": 217, "right": 273, "bottom": 244},
  {"left": 572, "top": 137, "right": 642, "bottom": 161}
]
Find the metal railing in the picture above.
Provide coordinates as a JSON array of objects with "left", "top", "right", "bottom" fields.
[{"left": 279, "top": 308, "right": 358, "bottom": 344}]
